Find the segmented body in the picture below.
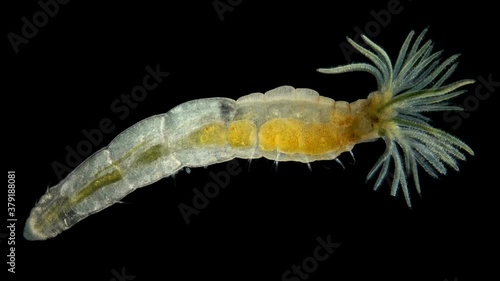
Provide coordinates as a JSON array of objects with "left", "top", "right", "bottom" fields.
[
  {"left": 24, "top": 86, "right": 378, "bottom": 240},
  {"left": 24, "top": 29, "right": 474, "bottom": 240}
]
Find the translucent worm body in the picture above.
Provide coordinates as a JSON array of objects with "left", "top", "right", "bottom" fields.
[{"left": 24, "top": 29, "right": 474, "bottom": 240}]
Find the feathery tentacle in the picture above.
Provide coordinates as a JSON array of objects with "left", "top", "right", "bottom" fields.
[{"left": 318, "top": 29, "right": 474, "bottom": 207}]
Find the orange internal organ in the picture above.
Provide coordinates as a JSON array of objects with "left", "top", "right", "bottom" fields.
[
  {"left": 227, "top": 120, "right": 257, "bottom": 148},
  {"left": 258, "top": 113, "right": 357, "bottom": 155},
  {"left": 188, "top": 122, "right": 227, "bottom": 145}
]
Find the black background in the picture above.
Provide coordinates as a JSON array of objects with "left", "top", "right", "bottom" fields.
[{"left": 4, "top": 0, "right": 498, "bottom": 280}]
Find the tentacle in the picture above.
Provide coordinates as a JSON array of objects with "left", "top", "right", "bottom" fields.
[{"left": 319, "top": 29, "right": 474, "bottom": 207}]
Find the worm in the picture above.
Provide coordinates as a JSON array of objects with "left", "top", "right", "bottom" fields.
[{"left": 24, "top": 29, "right": 474, "bottom": 241}]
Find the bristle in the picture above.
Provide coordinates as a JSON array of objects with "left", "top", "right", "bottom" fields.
[{"left": 318, "top": 29, "right": 474, "bottom": 207}]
